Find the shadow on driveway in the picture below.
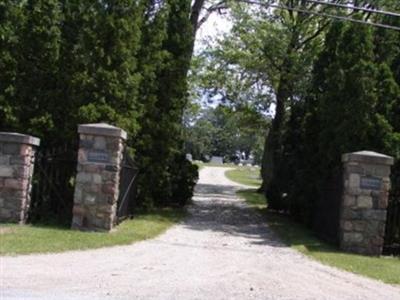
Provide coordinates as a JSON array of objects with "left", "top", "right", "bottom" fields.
[{"left": 181, "top": 183, "right": 285, "bottom": 248}]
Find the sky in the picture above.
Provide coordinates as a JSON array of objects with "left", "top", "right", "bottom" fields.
[{"left": 194, "top": 11, "right": 232, "bottom": 53}]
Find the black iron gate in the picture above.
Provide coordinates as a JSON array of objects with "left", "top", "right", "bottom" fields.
[
  {"left": 313, "top": 171, "right": 343, "bottom": 245},
  {"left": 384, "top": 162, "right": 400, "bottom": 255},
  {"left": 117, "top": 149, "right": 139, "bottom": 223},
  {"left": 30, "top": 144, "right": 78, "bottom": 224}
]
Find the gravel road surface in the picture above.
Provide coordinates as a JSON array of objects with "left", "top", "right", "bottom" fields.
[{"left": 1, "top": 166, "right": 399, "bottom": 300}]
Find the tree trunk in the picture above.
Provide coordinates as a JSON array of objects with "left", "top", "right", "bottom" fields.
[
  {"left": 259, "top": 76, "right": 288, "bottom": 192},
  {"left": 190, "top": 0, "right": 206, "bottom": 36},
  {"left": 259, "top": 37, "right": 296, "bottom": 192}
]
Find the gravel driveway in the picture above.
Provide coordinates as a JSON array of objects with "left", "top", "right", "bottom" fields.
[{"left": 1, "top": 166, "right": 399, "bottom": 300}]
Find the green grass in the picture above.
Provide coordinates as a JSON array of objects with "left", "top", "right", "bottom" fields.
[
  {"left": 0, "top": 208, "right": 185, "bottom": 256},
  {"left": 194, "top": 161, "right": 237, "bottom": 169},
  {"left": 225, "top": 167, "right": 261, "bottom": 187},
  {"left": 237, "top": 189, "right": 400, "bottom": 285},
  {"left": 193, "top": 161, "right": 204, "bottom": 170}
]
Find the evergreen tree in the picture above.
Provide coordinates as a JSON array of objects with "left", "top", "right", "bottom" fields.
[
  {"left": 11, "top": 0, "right": 62, "bottom": 141},
  {"left": 136, "top": 0, "right": 198, "bottom": 208},
  {"left": 290, "top": 22, "right": 347, "bottom": 224},
  {"left": 75, "top": 0, "right": 143, "bottom": 140},
  {"left": 0, "top": 1, "right": 24, "bottom": 130},
  {"left": 135, "top": 0, "right": 171, "bottom": 209},
  {"left": 281, "top": 20, "right": 400, "bottom": 233}
]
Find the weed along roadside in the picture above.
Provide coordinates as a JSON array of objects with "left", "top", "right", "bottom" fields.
[{"left": 237, "top": 189, "right": 400, "bottom": 285}]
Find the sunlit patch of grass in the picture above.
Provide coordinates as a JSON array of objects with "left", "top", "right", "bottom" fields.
[
  {"left": 194, "top": 161, "right": 237, "bottom": 169},
  {"left": 225, "top": 167, "right": 261, "bottom": 187},
  {"left": 0, "top": 208, "right": 185, "bottom": 255}
]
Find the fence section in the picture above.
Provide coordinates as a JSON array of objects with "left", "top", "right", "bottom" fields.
[
  {"left": 313, "top": 171, "right": 343, "bottom": 245},
  {"left": 117, "top": 149, "right": 139, "bottom": 223},
  {"left": 384, "top": 162, "right": 400, "bottom": 255},
  {"left": 30, "top": 144, "right": 78, "bottom": 223}
]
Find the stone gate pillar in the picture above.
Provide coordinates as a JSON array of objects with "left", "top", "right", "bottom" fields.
[
  {"left": 72, "top": 123, "right": 126, "bottom": 231},
  {"left": 0, "top": 132, "right": 40, "bottom": 223},
  {"left": 340, "top": 151, "right": 394, "bottom": 255}
]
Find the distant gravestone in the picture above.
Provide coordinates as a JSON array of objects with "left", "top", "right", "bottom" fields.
[{"left": 210, "top": 156, "right": 223, "bottom": 164}]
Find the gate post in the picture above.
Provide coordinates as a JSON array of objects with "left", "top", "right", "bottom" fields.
[
  {"left": 72, "top": 123, "right": 126, "bottom": 231},
  {"left": 0, "top": 132, "right": 40, "bottom": 223},
  {"left": 340, "top": 151, "right": 394, "bottom": 255}
]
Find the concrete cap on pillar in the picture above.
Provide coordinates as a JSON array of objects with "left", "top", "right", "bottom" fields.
[
  {"left": 78, "top": 123, "right": 127, "bottom": 140},
  {"left": 0, "top": 132, "right": 40, "bottom": 146},
  {"left": 342, "top": 150, "right": 394, "bottom": 166}
]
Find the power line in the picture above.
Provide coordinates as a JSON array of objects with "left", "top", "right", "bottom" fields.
[
  {"left": 304, "top": 0, "right": 400, "bottom": 18},
  {"left": 259, "top": 2, "right": 400, "bottom": 31},
  {"left": 241, "top": 0, "right": 400, "bottom": 31}
]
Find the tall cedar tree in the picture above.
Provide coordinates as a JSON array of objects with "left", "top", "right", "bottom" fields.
[
  {"left": 15, "top": 0, "right": 62, "bottom": 142},
  {"left": 136, "top": 0, "right": 198, "bottom": 209},
  {"left": 75, "top": 0, "right": 143, "bottom": 142},
  {"left": 0, "top": 1, "right": 24, "bottom": 129},
  {"left": 136, "top": 0, "right": 171, "bottom": 209}
]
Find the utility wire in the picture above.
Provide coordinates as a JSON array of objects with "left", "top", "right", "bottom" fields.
[
  {"left": 261, "top": 2, "right": 400, "bottom": 31},
  {"left": 304, "top": 0, "right": 400, "bottom": 18}
]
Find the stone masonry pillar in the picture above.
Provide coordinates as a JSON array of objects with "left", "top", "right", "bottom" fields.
[
  {"left": 0, "top": 133, "right": 40, "bottom": 223},
  {"left": 72, "top": 123, "right": 126, "bottom": 231},
  {"left": 340, "top": 151, "right": 394, "bottom": 255}
]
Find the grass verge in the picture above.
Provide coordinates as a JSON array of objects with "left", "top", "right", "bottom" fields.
[
  {"left": 194, "top": 161, "right": 237, "bottom": 169},
  {"left": 237, "top": 189, "right": 400, "bottom": 285},
  {"left": 225, "top": 167, "right": 261, "bottom": 187},
  {"left": 0, "top": 208, "right": 185, "bottom": 256}
]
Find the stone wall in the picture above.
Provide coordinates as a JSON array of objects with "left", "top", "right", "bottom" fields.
[
  {"left": 0, "top": 133, "right": 40, "bottom": 223},
  {"left": 340, "top": 151, "right": 394, "bottom": 255},
  {"left": 72, "top": 123, "right": 126, "bottom": 231}
]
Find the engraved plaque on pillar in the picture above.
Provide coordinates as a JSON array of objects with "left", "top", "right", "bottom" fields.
[
  {"left": 87, "top": 150, "right": 110, "bottom": 163},
  {"left": 360, "top": 176, "right": 382, "bottom": 191}
]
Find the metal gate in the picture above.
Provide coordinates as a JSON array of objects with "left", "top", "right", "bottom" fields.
[
  {"left": 313, "top": 171, "right": 343, "bottom": 245},
  {"left": 117, "top": 149, "right": 139, "bottom": 223},
  {"left": 384, "top": 162, "right": 400, "bottom": 255},
  {"left": 30, "top": 144, "right": 78, "bottom": 223}
]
